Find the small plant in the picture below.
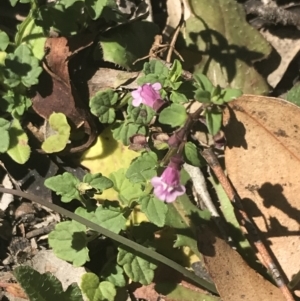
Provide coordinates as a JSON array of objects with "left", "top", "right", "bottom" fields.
[
  {"left": 1, "top": 1, "right": 244, "bottom": 300},
  {"left": 45, "top": 58, "right": 241, "bottom": 299}
]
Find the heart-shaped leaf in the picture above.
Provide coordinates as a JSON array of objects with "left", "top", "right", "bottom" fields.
[{"left": 42, "top": 112, "right": 71, "bottom": 153}]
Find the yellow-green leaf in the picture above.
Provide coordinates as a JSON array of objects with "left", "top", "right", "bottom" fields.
[{"left": 7, "top": 119, "right": 30, "bottom": 164}]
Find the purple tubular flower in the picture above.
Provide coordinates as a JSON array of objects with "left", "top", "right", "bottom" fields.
[
  {"left": 151, "top": 156, "right": 186, "bottom": 203},
  {"left": 131, "top": 83, "right": 164, "bottom": 110}
]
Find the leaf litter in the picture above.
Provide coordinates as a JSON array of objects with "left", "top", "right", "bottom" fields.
[{"left": 223, "top": 95, "right": 300, "bottom": 295}]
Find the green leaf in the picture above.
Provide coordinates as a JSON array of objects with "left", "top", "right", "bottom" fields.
[
  {"left": 193, "top": 73, "right": 214, "bottom": 92},
  {"left": 99, "top": 21, "right": 159, "bottom": 70},
  {"left": 127, "top": 104, "right": 156, "bottom": 125},
  {"left": 95, "top": 201, "right": 126, "bottom": 233},
  {"left": 182, "top": 0, "right": 271, "bottom": 94},
  {"left": 14, "top": 266, "right": 83, "bottom": 301},
  {"left": 222, "top": 88, "right": 243, "bottom": 102},
  {"left": 15, "top": 14, "right": 47, "bottom": 60},
  {"left": 210, "top": 95, "right": 224, "bottom": 105},
  {"left": 101, "top": 262, "right": 126, "bottom": 287},
  {"left": 166, "top": 80, "right": 182, "bottom": 90},
  {"left": 42, "top": 112, "right": 71, "bottom": 153},
  {"left": 94, "top": 204, "right": 126, "bottom": 234},
  {"left": 98, "top": 281, "right": 116, "bottom": 301},
  {"left": 211, "top": 85, "right": 222, "bottom": 98},
  {"left": 183, "top": 142, "right": 206, "bottom": 167},
  {"left": 207, "top": 175, "right": 255, "bottom": 260},
  {"left": 0, "top": 31, "right": 9, "bottom": 51},
  {"left": 211, "top": 87, "right": 224, "bottom": 105},
  {"left": 85, "top": 0, "right": 117, "bottom": 20},
  {"left": 287, "top": 83, "right": 300, "bottom": 106},
  {"left": 7, "top": 119, "right": 30, "bottom": 164},
  {"left": 0, "top": 51, "right": 6, "bottom": 67},
  {"left": 0, "top": 118, "right": 10, "bottom": 130},
  {"left": 44, "top": 172, "right": 81, "bottom": 202},
  {"left": 48, "top": 220, "right": 89, "bottom": 267},
  {"left": 117, "top": 91, "right": 132, "bottom": 108},
  {"left": 76, "top": 203, "right": 127, "bottom": 234},
  {"left": 156, "top": 281, "right": 219, "bottom": 301},
  {"left": 110, "top": 168, "right": 144, "bottom": 205},
  {"left": 117, "top": 247, "right": 157, "bottom": 285},
  {"left": 9, "top": 0, "right": 19, "bottom": 6},
  {"left": 1, "top": 91, "right": 32, "bottom": 117},
  {"left": 4, "top": 44, "right": 42, "bottom": 88},
  {"left": 74, "top": 207, "right": 99, "bottom": 225},
  {"left": 159, "top": 104, "right": 187, "bottom": 127},
  {"left": 83, "top": 173, "right": 113, "bottom": 192},
  {"left": 205, "top": 108, "right": 222, "bottom": 136},
  {"left": 81, "top": 273, "right": 116, "bottom": 301},
  {"left": 165, "top": 193, "right": 210, "bottom": 258},
  {"left": 90, "top": 89, "right": 118, "bottom": 124},
  {"left": 143, "top": 59, "right": 169, "bottom": 76},
  {"left": 63, "top": 0, "right": 83, "bottom": 9},
  {"left": 0, "top": 129, "right": 10, "bottom": 153},
  {"left": 36, "top": 3, "right": 84, "bottom": 35},
  {"left": 170, "top": 91, "right": 189, "bottom": 103},
  {"left": 95, "top": 205, "right": 126, "bottom": 233},
  {"left": 176, "top": 80, "right": 196, "bottom": 100},
  {"left": 195, "top": 89, "right": 211, "bottom": 103},
  {"left": 140, "top": 195, "right": 168, "bottom": 227},
  {"left": 168, "top": 59, "right": 182, "bottom": 82},
  {"left": 65, "top": 283, "right": 84, "bottom": 301},
  {"left": 137, "top": 73, "right": 166, "bottom": 86},
  {"left": 0, "top": 118, "right": 10, "bottom": 153},
  {"left": 126, "top": 152, "right": 157, "bottom": 183},
  {"left": 112, "top": 121, "right": 146, "bottom": 145}
]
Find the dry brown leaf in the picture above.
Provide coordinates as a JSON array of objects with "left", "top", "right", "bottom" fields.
[
  {"left": 0, "top": 282, "right": 28, "bottom": 299},
  {"left": 197, "top": 224, "right": 285, "bottom": 301},
  {"left": 32, "top": 35, "right": 97, "bottom": 153},
  {"left": 131, "top": 282, "right": 160, "bottom": 301},
  {"left": 223, "top": 95, "right": 300, "bottom": 295},
  {"left": 87, "top": 68, "right": 140, "bottom": 96}
]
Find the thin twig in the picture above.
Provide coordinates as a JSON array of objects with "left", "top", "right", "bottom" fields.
[
  {"left": 244, "top": 0, "right": 300, "bottom": 29},
  {"left": 166, "top": 0, "right": 185, "bottom": 63},
  {"left": 183, "top": 163, "right": 219, "bottom": 217},
  {"left": 201, "top": 148, "right": 295, "bottom": 301},
  {"left": 26, "top": 223, "right": 56, "bottom": 239}
]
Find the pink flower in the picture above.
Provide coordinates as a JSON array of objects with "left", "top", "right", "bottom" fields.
[
  {"left": 151, "top": 156, "right": 186, "bottom": 203},
  {"left": 131, "top": 83, "right": 164, "bottom": 110}
]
